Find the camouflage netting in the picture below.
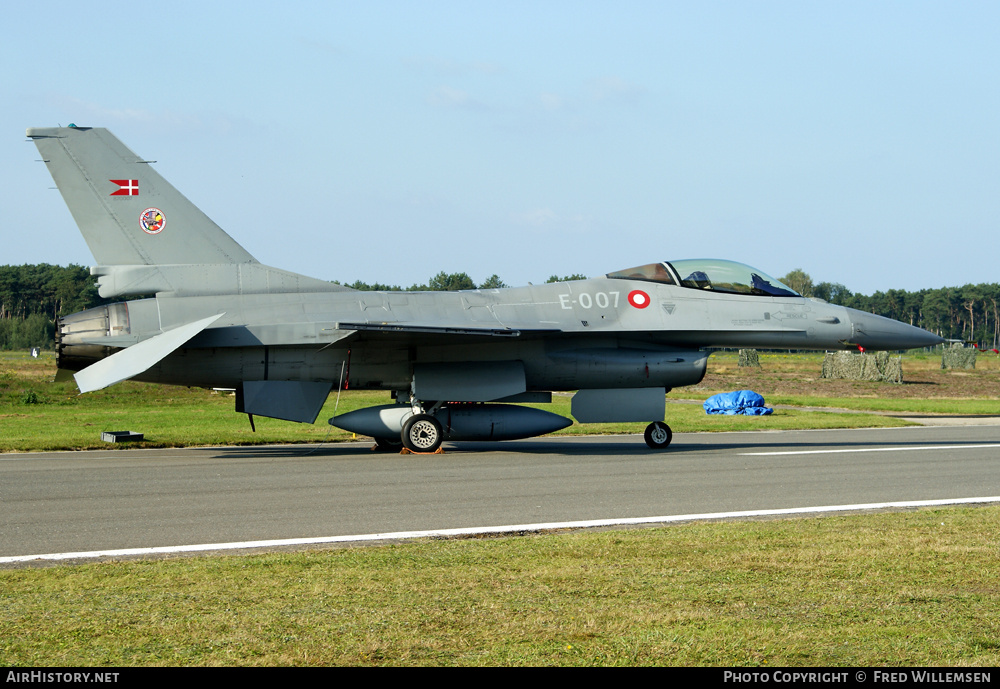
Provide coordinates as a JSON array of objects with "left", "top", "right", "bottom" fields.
[
  {"left": 738, "top": 349, "right": 761, "bottom": 368},
  {"left": 821, "top": 351, "right": 903, "bottom": 383},
  {"left": 942, "top": 343, "right": 976, "bottom": 369}
]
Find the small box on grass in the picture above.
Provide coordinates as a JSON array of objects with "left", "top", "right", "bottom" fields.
[{"left": 101, "top": 431, "right": 144, "bottom": 443}]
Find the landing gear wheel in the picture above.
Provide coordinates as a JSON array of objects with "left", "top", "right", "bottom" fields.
[
  {"left": 401, "top": 414, "right": 443, "bottom": 453},
  {"left": 644, "top": 421, "right": 672, "bottom": 450}
]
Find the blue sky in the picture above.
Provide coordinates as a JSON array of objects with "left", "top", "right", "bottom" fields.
[{"left": 3, "top": 1, "right": 997, "bottom": 295}]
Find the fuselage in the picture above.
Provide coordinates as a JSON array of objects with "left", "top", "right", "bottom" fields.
[{"left": 57, "top": 274, "right": 940, "bottom": 396}]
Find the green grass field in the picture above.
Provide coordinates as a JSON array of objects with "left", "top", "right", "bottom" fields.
[
  {"left": 2, "top": 349, "right": 999, "bottom": 666},
  {"left": 3, "top": 506, "right": 999, "bottom": 666},
  {"left": 1, "top": 350, "right": 965, "bottom": 453}
]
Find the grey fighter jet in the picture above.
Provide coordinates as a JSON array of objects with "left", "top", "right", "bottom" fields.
[{"left": 28, "top": 126, "right": 944, "bottom": 451}]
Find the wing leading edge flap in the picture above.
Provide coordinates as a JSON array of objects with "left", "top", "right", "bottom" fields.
[
  {"left": 335, "top": 322, "right": 525, "bottom": 337},
  {"left": 74, "top": 313, "right": 225, "bottom": 393}
]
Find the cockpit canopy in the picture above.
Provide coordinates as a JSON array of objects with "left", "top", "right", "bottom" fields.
[{"left": 607, "top": 259, "right": 799, "bottom": 297}]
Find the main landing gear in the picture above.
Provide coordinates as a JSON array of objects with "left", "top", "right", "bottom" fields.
[
  {"left": 644, "top": 421, "right": 672, "bottom": 450},
  {"left": 371, "top": 414, "right": 443, "bottom": 453},
  {"left": 401, "top": 413, "right": 444, "bottom": 453}
]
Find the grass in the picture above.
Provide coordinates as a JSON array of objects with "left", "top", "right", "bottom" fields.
[
  {"left": 2, "top": 506, "right": 999, "bottom": 666},
  {"left": 743, "top": 396, "right": 1000, "bottom": 415},
  {"left": 679, "top": 350, "right": 1000, "bottom": 414},
  {"left": 0, "top": 351, "right": 393, "bottom": 451},
  {"left": 0, "top": 351, "right": 955, "bottom": 453}
]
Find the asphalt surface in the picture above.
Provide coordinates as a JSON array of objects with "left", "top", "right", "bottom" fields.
[{"left": 3, "top": 424, "right": 1000, "bottom": 561}]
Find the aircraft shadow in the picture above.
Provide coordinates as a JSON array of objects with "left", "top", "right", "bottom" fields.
[{"left": 206, "top": 431, "right": 1000, "bottom": 459}]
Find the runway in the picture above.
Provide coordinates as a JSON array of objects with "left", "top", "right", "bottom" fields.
[{"left": 3, "top": 425, "right": 1000, "bottom": 562}]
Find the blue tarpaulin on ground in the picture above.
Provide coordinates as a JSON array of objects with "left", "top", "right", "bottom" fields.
[{"left": 703, "top": 390, "right": 774, "bottom": 415}]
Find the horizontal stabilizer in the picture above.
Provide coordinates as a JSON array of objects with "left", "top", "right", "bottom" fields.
[
  {"left": 74, "top": 313, "right": 224, "bottom": 393},
  {"left": 93, "top": 263, "right": 351, "bottom": 299}
]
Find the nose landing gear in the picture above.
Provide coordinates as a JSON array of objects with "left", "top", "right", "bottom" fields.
[{"left": 644, "top": 421, "right": 672, "bottom": 449}]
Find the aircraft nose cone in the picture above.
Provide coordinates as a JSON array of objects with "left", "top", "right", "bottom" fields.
[{"left": 847, "top": 309, "right": 945, "bottom": 350}]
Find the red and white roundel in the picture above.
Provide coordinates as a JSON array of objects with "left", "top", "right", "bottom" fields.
[
  {"left": 140, "top": 208, "right": 166, "bottom": 235},
  {"left": 628, "top": 290, "right": 651, "bottom": 309}
]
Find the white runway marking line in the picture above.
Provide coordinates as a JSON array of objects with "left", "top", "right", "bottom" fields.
[
  {"left": 741, "top": 444, "right": 1000, "bottom": 456},
  {"left": 3, "top": 496, "right": 999, "bottom": 565}
]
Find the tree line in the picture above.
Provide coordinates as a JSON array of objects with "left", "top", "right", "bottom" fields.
[
  {"left": 1, "top": 264, "right": 995, "bottom": 350},
  {"left": 334, "top": 271, "right": 588, "bottom": 292},
  {"left": 0, "top": 265, "right": 103, "bottom": 350}
]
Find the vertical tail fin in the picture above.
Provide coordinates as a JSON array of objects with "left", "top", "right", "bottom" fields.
[{"left": 28, "top": 126, "right": 257, "bottom": 266}]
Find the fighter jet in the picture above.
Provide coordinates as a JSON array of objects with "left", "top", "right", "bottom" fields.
[{"left": 28, "top": 126, "right": 945, "bottom": 451}]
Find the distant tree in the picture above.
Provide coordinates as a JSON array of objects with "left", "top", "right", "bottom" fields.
[
  {"left": 921, "top": 289, "right": 952, "bottom": 338},
  {"left": 338, "top": 273, "right": 503, "bottom": 292},
  {"left": 479, "top": 274, "right": 507, "bottom": 289},
  {"left": 884, "top": 289, "right": 909, "bottom": 323},
  {"left": 0, "top": 313, "right": 56, "bottom": 350},
  {"left": 545, "top": 274, "right": 588, "bottom": 283},
  {"left": 812, "top": 282, "right": 852, "bottom": 305},
  {"left": 780, "top": 269, "right": 814, "bottom": 298},
  {"left": 902, "top": 290, "right": 925, "bottom": 327},
  {"left": 426, "top": 272, "right": 476, "bottom": 291},
  {"left": 334, "top": 280, "right": 404, "bottom": 291},
  {"left": 0, "top": 264, "right": 107, "bottom": 349},
  {"left": 990, "top": 296, "right": 999, "bottom": 349}
]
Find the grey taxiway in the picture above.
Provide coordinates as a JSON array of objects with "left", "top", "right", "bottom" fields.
[{"left": 3, "top": 424, "right": 999, "bottom": 562}]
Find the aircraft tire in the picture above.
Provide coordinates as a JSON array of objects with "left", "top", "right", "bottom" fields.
[
  {"left": 401, "top": 414, "right": 443, "bottom": 453},
  {"left": 644, "top": 421, "right": 672, "bottom": 450}
]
